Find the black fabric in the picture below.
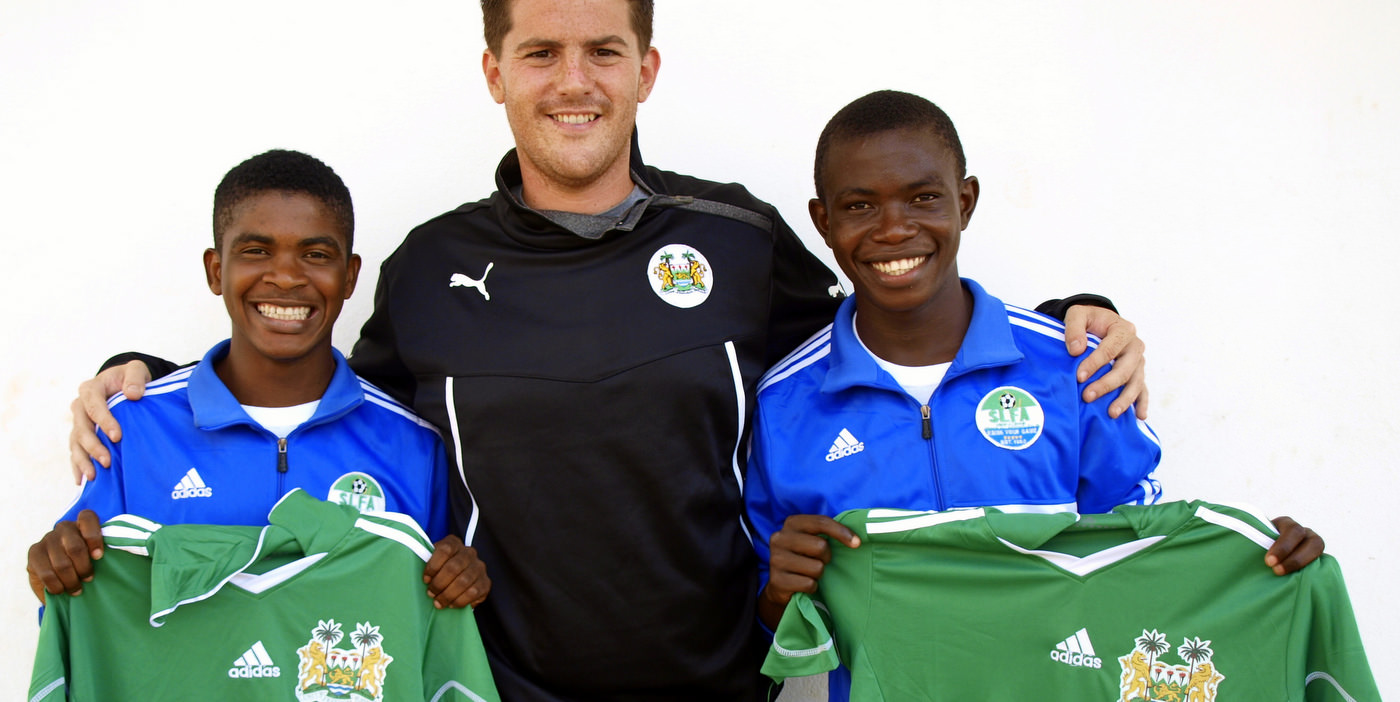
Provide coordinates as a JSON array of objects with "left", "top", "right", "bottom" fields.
[{"left": 1034, "top": 292, "right": 1118, "bottom": 319}]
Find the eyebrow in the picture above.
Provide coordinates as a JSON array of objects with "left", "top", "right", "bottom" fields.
[
  {"left": 228, "top": 232, "right": 344, "bottom": 253},
  {"left": 514, "top": 34, "right": 630, "bottom": 52}
]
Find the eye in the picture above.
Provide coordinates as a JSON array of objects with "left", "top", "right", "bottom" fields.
[
  {"left": 845, "top": 201, "right": 873, "bottom": 212},
  {"left": 913, "top": 193, "right": 940, "bottom": 203}
]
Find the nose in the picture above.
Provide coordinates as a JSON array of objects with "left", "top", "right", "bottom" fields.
[
  {"left": 264, "top": 251, "right": 307, "bottom": 288},
  {"left": 556, "top": 50, "right": 593, "bottom": 94},
  {"left": 873, "top": 204, "right": 917, "bottom": 243}
]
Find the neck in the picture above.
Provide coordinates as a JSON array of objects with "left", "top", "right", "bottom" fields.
[
  {"left": 215, "top": 342, "right": 336, "bottom": 408},
  {"left": 517, "top": 151, "right": 636, "bottom": 214},
  {"left": 856, "top": 282, "right": 973, "bottom": 367}
]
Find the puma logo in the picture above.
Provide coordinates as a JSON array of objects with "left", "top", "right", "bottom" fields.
[{"left": 449, "top": 263, "right": 494, "bottom": 301}]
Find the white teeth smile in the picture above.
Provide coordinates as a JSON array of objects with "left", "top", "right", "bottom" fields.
[
  {"left": 871, "top": 256, "right": 927, "bottom": 276},
  {"left": 258, "top": 304, "right": 310, "bottom": 321},
  {"left": 553, "top": 114, "right": 597, "bottom": 124}
]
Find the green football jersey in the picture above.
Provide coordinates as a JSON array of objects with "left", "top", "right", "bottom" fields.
[
  {"left": 29, "top": 489, "right": 499, "bottom": 702},
  {"left": 763, "top": 500, "right": 1378, "bottom": 701}
]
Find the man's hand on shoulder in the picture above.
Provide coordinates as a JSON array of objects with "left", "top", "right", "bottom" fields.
[
  {"left": 423, "top": 535, "right": 491, "bottom": 609},
  {"left": 1063, "top": 305, "right": 1149, "bottom": 420},
  {"left": 1266, "top": 516, "right": 1325, "bottom": 576},
  {"left": 69, "top": 361, "right": 151, "bottom": 484},
  {"left": 27, "top": 510, "right": 104, "bottom": 603}
]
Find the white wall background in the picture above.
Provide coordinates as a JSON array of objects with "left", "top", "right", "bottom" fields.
[{"left": 1, "top": 1, "right": 1394, "bottom": 698}]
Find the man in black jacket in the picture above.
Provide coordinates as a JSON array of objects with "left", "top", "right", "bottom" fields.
[{"left": 68, "top": 0, "right": 1166, "bottom": 699}]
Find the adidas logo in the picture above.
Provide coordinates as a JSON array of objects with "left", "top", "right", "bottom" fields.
[
  {"left": 1050, "top": 628, "right": 1102, "bottom": 669},
  {"left": 825, "top": 429, "right": 865, "bottom": 462},
  {"left": 228, "top": 641, "right": 280, "bottom": 678},
  {"left": 171, "top": 468, "right": 213, "bottom": 500}
]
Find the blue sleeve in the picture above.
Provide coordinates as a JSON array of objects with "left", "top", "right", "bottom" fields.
[
  {"left": 1075, "top": 365, "right": 1163, "bottom": 514},
  {"left": 425, "top": 437, "right": 451, "bottom": 542},
  {"left": 58, "top": 427, "right": 127, "bottom": 524},
  {"left": 744, "top": 402, "right": 783, "bottom": 593}
]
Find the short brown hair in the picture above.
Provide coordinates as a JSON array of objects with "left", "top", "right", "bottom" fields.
[{"left": 481, "top": 0, "right": 654, "bottom": 57}]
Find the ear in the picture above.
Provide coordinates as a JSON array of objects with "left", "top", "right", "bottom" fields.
[
  {"left": 636, "top": 46, "right": 661, "bottom": 103},
  {"left": 483, "top": 50, "right": 506, "bottom": 104},
  {"left": 344, "top": 254, "right": 362, "bottom": 299},
  {"left": 204, "top": 248, "right": 223, "bottom": 295},
  {"left": 959, "top": 175, "right": 980, "bottom": 230},
  {"left": 808, "top": 198, "right": 833, "bottom": 247}
]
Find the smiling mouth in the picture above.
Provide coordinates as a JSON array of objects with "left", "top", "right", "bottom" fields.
[
  {"left": 870, "top": 256, "right": 927, "bottom": 276},
  {"left": 258, "top": 303, "right": 311, "bottom": 321},
  {"left": 552, "top": 113, "right": 598, "bottom": 124}
]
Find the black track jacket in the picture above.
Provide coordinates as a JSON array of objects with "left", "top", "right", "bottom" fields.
[{"left": 349, "top": 139, "right": 842, "bottom": 701}]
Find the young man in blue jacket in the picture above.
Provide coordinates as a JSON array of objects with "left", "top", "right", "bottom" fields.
[
  {"left": 28, "top": 150, "right": 488, "bottom": 610},
  {"left": 746, "top": 90, "right": 1323, "bottom": 700}
]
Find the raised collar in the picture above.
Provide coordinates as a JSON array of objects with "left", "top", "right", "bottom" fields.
[
  {"left": 187, "top": 340, "right": 364, "bottom": 433},
  {"left": 821, "top": 278, "right": 1025, "bottom": 395}
]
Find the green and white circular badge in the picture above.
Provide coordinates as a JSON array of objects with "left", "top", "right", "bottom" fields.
[
  {"left": 327, "top": 472, "right": 386, "bottom": 513},
  {"left": 975, "top": 386, "right": 1045, "bottom": 450}
]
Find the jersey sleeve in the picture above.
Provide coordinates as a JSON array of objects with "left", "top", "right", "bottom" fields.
[
  {"left": 1298, "top": 557, "right": 1381, "bottom": 701},
  {"left": 348, "top": 256, "right": 420, "bottom": 407},
  {"left": 1074, "top": 366, "right": 1163, "bottom": 513},
  {"left": 59, "top": 426, "right": 127, "bottom": 523},
  {"left": 765, "top": 215, "right": 841, "bottom": 367},
  {"left": 760, "top": 592, "right": 841, "bottom": 685},
  {"left": 28, "top": 596, "right": 71, "bottom": 702},
  {"left": 420, "top": 606, "right": 501, "bottom": 701}
]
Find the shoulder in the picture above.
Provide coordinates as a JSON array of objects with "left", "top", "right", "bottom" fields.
[
  {"left": 352, "top": 376, "right": 442, "bottom": 438},
  {"left": 639, "top": 165, "right": 782, "bottom": 232},
  {"left": 757, "top": 323, "right": 835, "bottom": 399},
  {"left": 106, "top": 364, "right": 195, "bottom": 417},
  {"left": 1002, "top": 302, "right": 1102, "bottom": 368},
  {"left": 383, "top": 196, "right": 499, "bottom": 264}
]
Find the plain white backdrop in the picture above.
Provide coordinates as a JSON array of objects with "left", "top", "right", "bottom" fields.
[{"left": 1, "top": 2, "right": 1395, "bottom": 699}]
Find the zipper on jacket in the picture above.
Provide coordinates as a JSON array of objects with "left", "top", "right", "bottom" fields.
[
  {"left": 277, "top": 438, "right": 289, "bottom": 473},
  {"left": 920, "top": 405, "right": 932, "bottom": 440}
]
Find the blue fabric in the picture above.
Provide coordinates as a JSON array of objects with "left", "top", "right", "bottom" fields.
[
  {"left": 65, "top": 340, "right": 450, "bottom": 540},
  {"left": 746, "top": 279, "right": 1162, "bottom": 701}
]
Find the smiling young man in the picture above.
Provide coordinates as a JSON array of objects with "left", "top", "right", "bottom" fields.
[
  {"left": 65, "top": 4, "right": 1160, "bottom": 700},
  {"left": 30, "top": 150, "right": 489, "bottom": 612},
  {"left": 745, "top": 90, "right": 1324, "bottom": 701}
]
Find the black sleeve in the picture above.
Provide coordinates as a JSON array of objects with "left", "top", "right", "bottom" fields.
[
  {"left": 1035, "top": 293, "right": 1118, "bottom": 321},
  {"left": 99, "top": 352, "right": 186, "bottom": 379},
  {"left": 346, "top": 252, "right": 419, "bottom": 406},
  {"left": 766, "top": 215, "right": 843, "bottom": 367}
]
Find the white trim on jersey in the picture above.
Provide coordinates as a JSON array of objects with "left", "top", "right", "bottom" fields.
[
  {"left": 723, "top": 341, "right": 754, "bottom": 546},
  {"left": 28, "top": 675, "right": 64, "bottom": 702},
  {"left": 999, "top": 535, "right": 1167, "bottom": 576},
  {"left": 986, "top": 501, "right": 1079, "bottom": 515},
  {"left": 770, "top": 636, "right": 835, "bottom": 660},
  {"left": 229, "top": 553, "right": 328, "bottom": 594},
  {"left": 151, "top": 524, "right": 275, "bottom": 627},
  {"left": 360, "top": 509, "right": 434, "bottom": 546},
  {"left": 108, "top": 368, "right": 194, "bottom": 411},
  {"left": 355, "top": 518, "right": 434, "bottom": 563},
  {"left": 1194, "top": 505, "right": 1276, "bottom": 551},
  {"left": 1305, "top": 672, "right": 1362, "bottom": 702},
  {"left": 866, "top": 508, "right": 986, "bottom": 534},
  {"left": 1005, "top": 306, "right": 1103, "bottom": 351},
  {"left": 444, "top": 377, "right": 482, "bottom": 546},
  {"left": 430, "top": 680, "right": 495, "bottom": 702}
]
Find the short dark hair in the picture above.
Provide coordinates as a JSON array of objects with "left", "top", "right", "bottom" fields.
[
  {"left": 814, "top": 90, "right": 966, "bottom": 200},
  {"left": 481, "top": 0, "right": 654, "bottom": 57},
  {"left": 212, "top": 149, "right": 354, "bottom": 252}
]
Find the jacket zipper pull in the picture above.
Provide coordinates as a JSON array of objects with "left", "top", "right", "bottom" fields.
[
  {"left": 277, "top": 438, "right": 289, "bottom": 473},
  {"left": 921, "top": 405, "right": 932, "bottom": 440}
]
